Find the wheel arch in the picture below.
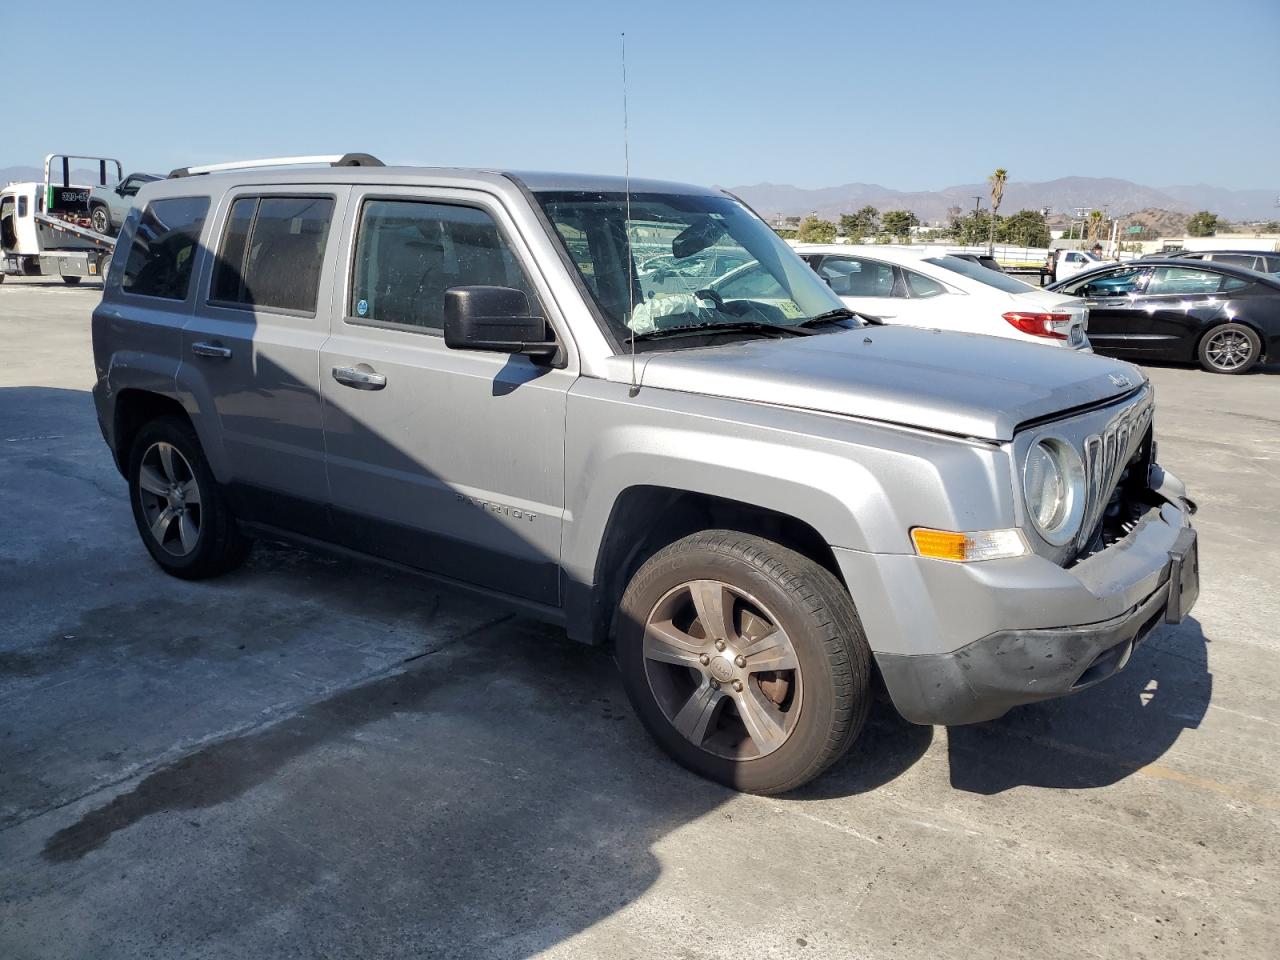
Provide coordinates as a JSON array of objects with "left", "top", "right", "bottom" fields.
[
  {"left": 111, "top": 389, "right": 193, "bottom": 475},
  {"left": 569, "top": 484, "right": 846, "bottom": 647}
]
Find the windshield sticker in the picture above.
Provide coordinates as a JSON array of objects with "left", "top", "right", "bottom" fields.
[{"left": 356, "top": 299, "right": 368, "bottom": 317}]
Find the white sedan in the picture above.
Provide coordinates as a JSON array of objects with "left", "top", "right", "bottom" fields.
[{"left": 792, "top": 244, "right": 1091, "bottom": 350}]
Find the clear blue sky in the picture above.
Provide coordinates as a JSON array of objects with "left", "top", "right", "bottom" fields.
[{"left": 4, "top": 0, "right": 1277, "bottom": 190}]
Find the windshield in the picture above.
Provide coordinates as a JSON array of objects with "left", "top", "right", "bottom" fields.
[
  {"left": 925, "top": 255, "right": 1038, "bottom": 294},
  {"left": 534, "top": 190, "right": 847, "bottom": 345}
]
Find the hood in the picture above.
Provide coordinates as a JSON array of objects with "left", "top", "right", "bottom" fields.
[{"left": 629, "top": 326, "right": 1143, "bottom": 441}]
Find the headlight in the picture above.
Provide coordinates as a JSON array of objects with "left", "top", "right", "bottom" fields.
[{"left": 1023, "top": 438, "right": 1086, "bottom": 545}]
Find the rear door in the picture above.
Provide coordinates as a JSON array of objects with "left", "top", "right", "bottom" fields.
[
  {"left": 1135, "top": 265, "right": 1238, "bottom": 350},
  {"left": 182, "top": 187, "right": 347, "bottom": 530},
  {"left": 319, "top": 186, "right": 574, "bottom": 605}
]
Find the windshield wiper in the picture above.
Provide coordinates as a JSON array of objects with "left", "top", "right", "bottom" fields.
[
  {"left": 799, "top": 308, "right": 862, "bottom": 328},
  {"left": 627, "top": 320, "right": 810, "bottom": 345}
]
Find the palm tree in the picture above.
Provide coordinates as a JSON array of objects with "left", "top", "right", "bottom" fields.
[
  {"left": 1087, "top": 209, "right": 1105, "bottom": 243},
  {"left": 987, "top": 168, "right": 1008, "bottom": 255}
]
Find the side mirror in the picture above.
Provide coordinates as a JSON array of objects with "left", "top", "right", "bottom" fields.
[{"left": 443, "top": 286, "right": 556, "bottom": 357}]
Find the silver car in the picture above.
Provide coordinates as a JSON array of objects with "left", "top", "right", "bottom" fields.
[{"left": 91, "top": 156, "right": 1199, "bottom": 794}]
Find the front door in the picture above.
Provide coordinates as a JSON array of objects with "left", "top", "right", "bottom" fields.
[
  {"left": 815, "top": 255, "right": 905, "bottom": 322},
  {"left": 182, "top": 187, "right": 347, "bottom": 530},
  {"left": 319, "top": 187, "right": 573, "bottom": 606},
  {"left": 1069, "top": 266, "right": 1153, "bottom": 352}
]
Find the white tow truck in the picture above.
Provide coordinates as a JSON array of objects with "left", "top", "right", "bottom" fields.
[{"left": 1, "top": 153, "right": 121, "bottom": 285}]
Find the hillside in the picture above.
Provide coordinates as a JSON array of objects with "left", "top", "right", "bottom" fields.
[{"left": 728, "top": 177, "right": 1278, "bottom": 223}]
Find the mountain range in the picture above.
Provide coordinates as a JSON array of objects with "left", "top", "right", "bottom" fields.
[
  {"left": 726, "top": 177, "right": 1280, "bottom": 224},
  {"left": 5, "top": 165, "right": 1276, "bottom": 224}
]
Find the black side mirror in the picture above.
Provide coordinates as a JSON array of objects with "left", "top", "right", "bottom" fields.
[{"left": 443, "top": 286, "right": 556, "bottom": 357}]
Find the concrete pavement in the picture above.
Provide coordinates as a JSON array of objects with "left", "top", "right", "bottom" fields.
[{"left": 1, "top": 276, "right": 1277, "bottom": 959}]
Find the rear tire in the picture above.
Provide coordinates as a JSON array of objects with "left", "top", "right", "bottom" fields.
[
  {"left": 1198, "top": 322, "right": 1260, "bottom": 374},
  {"left": 62, "top": 276, "right": 82, "bottom": 286},
  {"left": 616, "top": 530, "right": 871, "bottom": 795},
  {"left": 127, "top": 416, "right": 250, "bottom": 579},
  {"left": 90, "top": 205, "right": 112, "bottom": 236}
]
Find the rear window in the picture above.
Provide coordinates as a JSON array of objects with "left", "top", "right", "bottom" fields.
[
  {"left": 925, "top": 255, "right": 1032, "bottom": 294},
  {"left": 210, "top": 195, "right": 335, "bottom": 314},
  {"left": 121, "top": 196, "right": 210, "bottom": 300}
]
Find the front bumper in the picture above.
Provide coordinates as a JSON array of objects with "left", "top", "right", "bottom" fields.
[{"left": 836, "top": 480, "right": 1198, "bottom": 726}]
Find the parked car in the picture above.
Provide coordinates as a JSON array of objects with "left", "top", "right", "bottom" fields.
[
  {"left": 1047, "top": 258, "right": 1280, "bottom": 373},
  {"left": 1154, "top": 249, "right": 1280, "bottom": 275},
  {"left": 93, "top": 156, "right": 1198, "bottom": 794},
  {"left": 1052, "top": 248, "right": 1107, "bottom": 283},
  {"left": 793, "top": 244, "right": 1090, "bottom": 349},
  {"left": 88, "top": 172, "right": 161, "bottom": 236}
]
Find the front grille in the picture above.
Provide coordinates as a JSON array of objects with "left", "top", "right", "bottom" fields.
[{"left": 1075, "top": 397, "right": 1153, "bottom": 555}]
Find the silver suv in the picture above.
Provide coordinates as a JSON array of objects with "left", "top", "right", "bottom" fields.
[{"left": 91, "top": 156, "right": 1199, "bottom": 794}]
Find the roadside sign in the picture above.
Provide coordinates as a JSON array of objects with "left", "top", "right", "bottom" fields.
[{"left": 1126, "top": 226, "right": 1143, "bottom": 234}]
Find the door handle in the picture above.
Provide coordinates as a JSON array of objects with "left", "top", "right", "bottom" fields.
[
  {"left": 332, "top": 364, "right": 387, "bottom": 390},
  {"left": 191, "top": 341, "right": 232, "bottom": 359}
]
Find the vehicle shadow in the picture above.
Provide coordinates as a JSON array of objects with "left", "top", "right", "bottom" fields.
[
  {"left": 945, "top": 616, "right": 1211, "bottom": 793},
  {"left": 1133, "top": 357, "right": 1280, "bottom": 376}
]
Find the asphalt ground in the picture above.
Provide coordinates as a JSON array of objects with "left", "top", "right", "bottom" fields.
[{"left": 1, "top": 274, "right": 1277, "bottom": 959}]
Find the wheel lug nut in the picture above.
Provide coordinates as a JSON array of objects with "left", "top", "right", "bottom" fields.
[
  {"left": 734, "top": 655, "right": 746, "bottom": 668},
  {"left": 732, "top": 680, "right": 743, "bottom": 692},
  {"left": 699, "top": 653, "right": 710, "bottom": 666},
  {"left": 714, "top": 639, "right": 726, "bottom": 652},
  {"left": 710, "top": 679, "right": 721, "bottom": 690}
]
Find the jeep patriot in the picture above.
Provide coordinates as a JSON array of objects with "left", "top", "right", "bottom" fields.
[{"left": 91, "top": 155, "right": 1198, "bottom": 793}]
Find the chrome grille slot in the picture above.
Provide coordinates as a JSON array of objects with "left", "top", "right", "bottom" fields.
[{"left": 1075, "top": 398, "right": 1152, "bottom": 554}]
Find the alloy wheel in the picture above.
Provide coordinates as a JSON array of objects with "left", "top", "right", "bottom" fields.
[
  {"left": 1205, "top": 328, "right": 1254, "bottom": 371},
  {"left": 136, "top": 442, "right": 202, "bottom": 556},
  {"left": 642, "top": 579, "right": 802, "bottom": 760},
  {"left": 91, "top": 208, "right": 109, "bottom": 235}
]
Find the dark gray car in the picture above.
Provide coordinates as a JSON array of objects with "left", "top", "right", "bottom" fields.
[{"left": 91, "top": 156, "right": 1199, "bottom": 793}]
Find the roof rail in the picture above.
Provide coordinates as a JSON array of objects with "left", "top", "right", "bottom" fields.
[{"left": 168, "top": 153, "right": 384, "bottom": 178}]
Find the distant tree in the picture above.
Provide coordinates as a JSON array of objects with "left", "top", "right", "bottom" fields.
[
  {"left": 995, "top": 209, "right": 1051, "bottom": 247},
  {"left": 773, "top": 228, "right": 798, "bottom": 240},
  {"left": 796, "top": 215, "right": 837, "bottom": 243},
  {"left": 1185, "top": 211, "right": 1220, "bottom": 237},
  {"left": 947, "top": 210, "right": 992, "bottom": 245},
  {"left": 839, "top": 205, "right": 880, "bottom": 241},
  {"left": 1086, "top": 210, "right": 1106, "bottom": 243},
  {"left": 881, "top": 209, "right": 920, "bottom": 242},
  {"left": 1262, "top": 220, "right": 1280, "bottom": 233},
  {"left": 987, "top": 168, "right": 1008, "bottom": 253}
]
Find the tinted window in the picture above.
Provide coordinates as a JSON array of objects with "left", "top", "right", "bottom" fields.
[
  {"left": 1263, "top": 256, "right": 1280, "bottom": 274},
  {"left": 926, "top": 255, "right": 1031, "bottom": 293},
  {"left": 121, "top": 196, "right": 209, "bottom": 300},
  {"left": 1212, "top": 254, "right": 1256, "bottom": 269},
  {"left": 209, "top": 196, "right": 334, "bottom": 314},
  {"left": 1061, "top": 267, "right": 1148, "bottom": 297},
  {"left": 818, "top": 257, "right": 896, "bottom": 297},
  {"left": 903, "top": 268, "right": 947, "bottom": 298},
  {"left": 1147, "top": 266, "right": 1226, "bottom": 296},
  {"left": 17, "top": 196, "right": 28, "bottom": 217},
  {"left": 350, "top": 200, "right": 539, "bottom": 331}
]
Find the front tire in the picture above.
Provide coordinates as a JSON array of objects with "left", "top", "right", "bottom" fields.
[
  {"left": 62, "top": 276, "right": 82, "bottom": 286},
  {"left": 1198, "top": 322, "right": 1260, "bottom": 374},
  {"left": 616, "top": 531, "right": 871, "bottom": 794},
  {"left": 127, "top": 416, "right": 250, "bottom": 579}
]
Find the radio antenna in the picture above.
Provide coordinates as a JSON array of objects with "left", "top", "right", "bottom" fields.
[{"left": 623, "top": 31, "right": 639, "bottom": 397}]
